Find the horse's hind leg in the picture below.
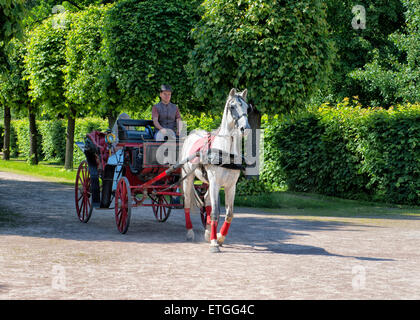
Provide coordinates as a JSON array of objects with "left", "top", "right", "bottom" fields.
[
  {"left": 182, "top": 168, "right": 195, "bottom": 241},
  {"left": 217, "top": 183, "right": 236, "bottom": 246}
]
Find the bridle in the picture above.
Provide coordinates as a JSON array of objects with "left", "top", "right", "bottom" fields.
[{"left": 228, "top": 96, "right": 249, "bottom": 127}]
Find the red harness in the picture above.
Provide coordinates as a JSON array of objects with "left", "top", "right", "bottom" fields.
[{"left": 188, "top": 131, "right": 218, "bottom": 163}]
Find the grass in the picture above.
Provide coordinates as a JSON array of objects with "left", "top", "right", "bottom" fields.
[
  {"left": 224, "top": 191, "right": 420, "bottom": 218},
  {"left": 1, "top": 157, "right": 419, "bottom": 219},
  {"left": 0, "top": 158, "right": 76, "bottom": 185}
]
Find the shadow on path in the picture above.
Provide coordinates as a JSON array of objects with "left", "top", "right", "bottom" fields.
[{"left": 0, "top": 174, "right": 398, "bottom": 262}]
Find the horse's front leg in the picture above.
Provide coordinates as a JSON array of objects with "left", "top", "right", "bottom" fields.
[
  {"left": 208, "top": 178, "right": 221, "bottom": 253},
  {"left": 217, "top": 183, "right": 236, "bottom": 246},
  {"left": 182, "top": 167, "right": 195, "bottom": 241}
]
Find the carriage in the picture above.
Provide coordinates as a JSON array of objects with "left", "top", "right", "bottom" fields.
[
  {"left": 75, "top": 88, "right": 253, "bottom": 252},
  {"left": 74, "top": 118, "right": 208, "bottom": 234}
]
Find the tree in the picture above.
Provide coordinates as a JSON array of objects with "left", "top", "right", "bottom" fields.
[
  {"left": 1, "top": 0, "right": 26, "bottom": 160},
  {"left": 325, "top": 0, "right": 405, "bottom": 105},
  {"left": 0, "top": 39, "right": 40, "bottom": 164},
  {"left": 64, "top": 4, "right": 122, "bottom": 128},
  {"left": 24, "top": 13, "right": 79, "bottom": 169},
  {"left": 0, "top": 0, "right": 26, "bottom": 68},
  {"left": 2, "top": 1, "right": 114, "bottom": 163},
  {"left": 350, "top": 0, "right": 420, "bottom": 106},
  {"left": 187, "top": 0, "right": 336, "bottom": 114},
  {"left": 102, "top": 0, "right": 202, "bottom": 113}
]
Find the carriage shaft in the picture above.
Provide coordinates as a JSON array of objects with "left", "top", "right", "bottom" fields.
[{"left": 138, "top": 151, "right": 200, "bottom": 189}]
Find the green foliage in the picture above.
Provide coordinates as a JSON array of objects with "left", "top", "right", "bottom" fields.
[
  {"left": 356, "top": 104, "right": 420, "bottom": 204},
  {"left": 236, "top": 177, "right": 269, "bottom": 196},
  {"left": 73, "top": 117, "right": 108, "bottom": 164},
  {"left": 64, "top": 4, "right": 117, "bottom": 117},
  {"left": 182, "top": 111, "right": 222, "bottom": 132},
  {"left": 260, "top": 114, "right": 287, "bottom": 191},
  {"left": 102, "top": 0, "right": 201, "bottom": 111},
  {"left": 0, "top": 0, "right": 26, "bottom": 69},
  {"left": 0, "top": 38, "right": 30, "bottom": 113},
  {"left": 0, "top": 0, "right": 26, "bottom": 42},
  {"left": 0, "top": 121, "right": 3, "bottom": 149},
  {"left": 8, "top": 122, "right": 17, "bottom": 157},
  {"left": 264, "top": 101, "right": 420, "bottom": 205},
  {"left": 325, "top": 0, "right": 405, "bottom": 105},
  {"left": 187, "top": 0, "right": 335, "bottom": 113},
  {"left": 24, "top": 14, "right": 68, "bottom": 114},
  {"left": 9, "top": 117, "right": 107, "bottom": 164},
  {"left": 38, "top": 119, "right": 66, "bottom": 163},
  {"left": 348, "top": 0, "right": 420, "bottom": 106},
  {"left": 10, "top": 118, "right": 43, "bottom": 163}
]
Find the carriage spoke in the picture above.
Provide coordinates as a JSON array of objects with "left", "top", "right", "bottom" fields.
[
  {"left": 117, "top": 209, "right": 123, "bottom": 228},
  {"left": 151, "top": 194, "right": 171, "bottom": 223},
  {"left": 159, "top": 206, "right": 163, "bottom": 221},
  {"left": 82, "top": 196, "right": 87, "bottom": 220}
]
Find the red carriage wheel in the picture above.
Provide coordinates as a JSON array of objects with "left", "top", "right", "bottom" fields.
[
  {"left": 75, "top": 160, "right": 93, "bottom": 223},
  {"left": 115, "top": 177, "right": 132, "bottom": 234},
  {"left": 151, "top": 195, "right": 172, "bottom": 222}
]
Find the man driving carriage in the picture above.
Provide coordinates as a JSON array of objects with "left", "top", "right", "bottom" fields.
[
  {"left": 152, "top": 84, "right": 183, "bottom": 141},
  {"left": 106, "top": 85, "right": 182, "bottom": 191}
]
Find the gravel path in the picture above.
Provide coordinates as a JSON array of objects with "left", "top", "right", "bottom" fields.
[{"left": 1, "top": 171, "right": 420, "bottom": 300}]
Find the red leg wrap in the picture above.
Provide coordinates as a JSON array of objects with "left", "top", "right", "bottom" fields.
[
  {"left": 205, "top": 206, "right": 212, "bottom": 225},
  {"left": 220, "top": 222, "right": 231, "bottom": 236},
  {"left": 184, "top": 208, "right": 192, "bottom": 229},
  {"left": 210, "top": 221, "right": 218, "bottom": 240}
]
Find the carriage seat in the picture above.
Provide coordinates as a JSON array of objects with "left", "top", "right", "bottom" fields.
[{"left": 117, "top": 119, "right": 154, "bottom": 142}]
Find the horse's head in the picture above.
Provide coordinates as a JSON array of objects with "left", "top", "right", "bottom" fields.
[{"left": 226, "top": 88, "right": 251, "bottom": 135}]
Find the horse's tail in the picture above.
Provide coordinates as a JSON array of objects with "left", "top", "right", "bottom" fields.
[
  {"left": 193, "top": 185, "right": 220, "bottom": 217},
  {"left": 193, "top": 186, "right": 204, "bottom": 209}
]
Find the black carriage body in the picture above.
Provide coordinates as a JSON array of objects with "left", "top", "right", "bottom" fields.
[{"left": 83, "top": 130, "right": 110, "bottom": 208}]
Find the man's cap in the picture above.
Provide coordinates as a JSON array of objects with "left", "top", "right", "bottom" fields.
[{"left": 160, "top": 84, "right": 172, "bottom": 92}]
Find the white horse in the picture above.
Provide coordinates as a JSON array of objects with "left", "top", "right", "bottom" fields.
[{"left": 181, "top": 88, "right": 251, "bottom": 252}]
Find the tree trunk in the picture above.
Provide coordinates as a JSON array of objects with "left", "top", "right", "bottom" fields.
[
  {"left": 2, "top": 105, "right": 11, "bottom": 160},
  {"left": 107, "top": 109, "right": 118, "bottom": 130},
  {"left": 64, "top": 107, "right": 76, "bottom": 170},
  {"left": 28, "top": 103, "right": 38, "bottom": 165}
]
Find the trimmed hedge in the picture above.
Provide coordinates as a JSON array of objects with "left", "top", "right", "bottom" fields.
[
  {"left": 11, "top": 119, "right": 43, "bottom": 161},
  {"left": 6, "top": 113, "right": 217, "bottom": 165},
  {"left": 263, "top": 100, "right": 420, "bottom": 205},
  {"left": 0, "top": 122, "right": 3, "bottom": 150},
  {"left": 9, "top": 117, "right": 108, "bottom": 165},
  {"left": 38, "top": 119, "right": 66, "bottom": 163},
  {"left": 356, "top": 105, "right": 420, "bottom": 205}
]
